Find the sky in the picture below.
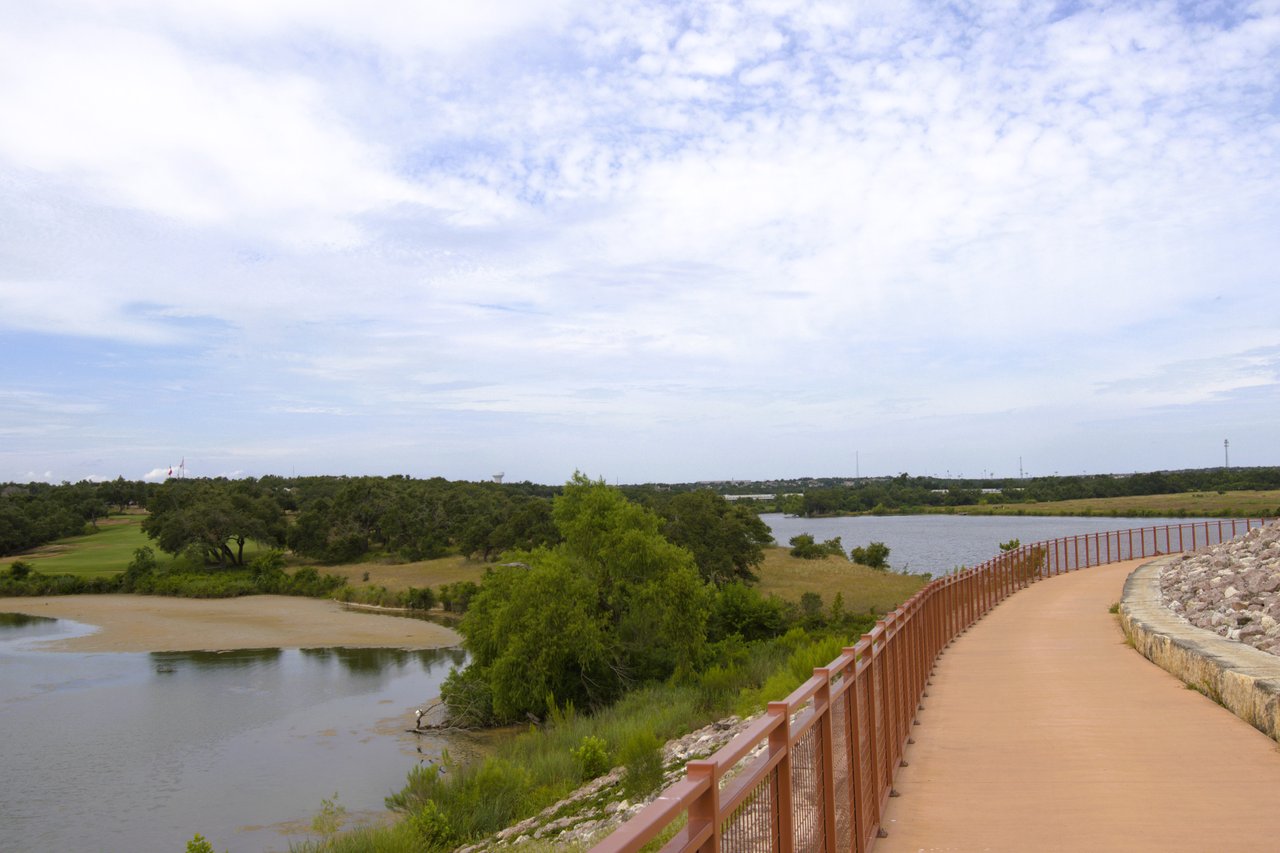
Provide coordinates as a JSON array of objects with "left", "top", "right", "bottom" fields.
[{"left": 1, "top": 0, "right": 1278, "bottom": 486}]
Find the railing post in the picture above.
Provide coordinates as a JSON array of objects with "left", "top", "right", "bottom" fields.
[
  {"left": 769, "top": 702, "right": 795, "bottom": 853},
  {"left": 685, "top": 760, "right": 721, "bottom": 853}
]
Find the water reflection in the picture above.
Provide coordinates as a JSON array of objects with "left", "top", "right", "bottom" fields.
[
  {"left": 0, "top": 615, "right": 467, "bottom": 853},
  {"left": 153, "top": 647, "right": 284, "bottom": 670},
  {"left": 0, "top": 611, "right": 56, "bottom": 629}
]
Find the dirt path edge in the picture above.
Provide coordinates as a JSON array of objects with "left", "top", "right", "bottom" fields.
[{"left": 1121, "top": 555, "right": 1280, "bottom": 741}]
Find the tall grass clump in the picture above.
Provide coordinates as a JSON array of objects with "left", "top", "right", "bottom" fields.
[{"left": 619, "top": 730, "right": 663, "bottom": 799}]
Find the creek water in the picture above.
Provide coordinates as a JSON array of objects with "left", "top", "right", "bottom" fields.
[
  {"left": 760, "top": 513, "right": 1208, "bottom": 574},
  {"left": 0, "top": 612, "right": 468, "bottom": 853}
]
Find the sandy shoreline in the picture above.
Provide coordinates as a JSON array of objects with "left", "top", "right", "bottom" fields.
[{"left": 0, "top": 594, "right": 461, "bottom": 652}]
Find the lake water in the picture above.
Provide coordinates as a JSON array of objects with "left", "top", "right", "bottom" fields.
[
  {"left": 761, "top": 513, "right": 1208, "bottom": 574},
  {"left": 0, "top": 612, "right": 467, "bottom": 853}
]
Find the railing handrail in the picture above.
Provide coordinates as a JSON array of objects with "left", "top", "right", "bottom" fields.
[{"left": 590, "top": 517, "right": 1274, "bottom": 853}]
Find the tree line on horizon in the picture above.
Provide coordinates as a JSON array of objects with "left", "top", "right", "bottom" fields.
[
  {"left": 765, "top": 467, "right": 1280, "bottom": 516},
  {"left": 4, "top": 465, "right": 1279, "bottom": 559}
]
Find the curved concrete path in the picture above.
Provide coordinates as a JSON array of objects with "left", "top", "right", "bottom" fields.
[{"left": 877, "top": 558, "right": 1280, "bottom": 853}]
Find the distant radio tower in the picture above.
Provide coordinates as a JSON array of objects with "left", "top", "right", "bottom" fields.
[{"left": 1224, "top": 439, "right": 1229, "bottom": 469}]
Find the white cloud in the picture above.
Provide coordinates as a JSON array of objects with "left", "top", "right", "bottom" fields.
[{"left": 1, "top": 0, "right": 1279, "bottom": 481}]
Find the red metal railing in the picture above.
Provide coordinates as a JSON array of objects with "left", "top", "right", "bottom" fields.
[{"left": 590, "top": 517, "right": 1273, "bottom": 853}]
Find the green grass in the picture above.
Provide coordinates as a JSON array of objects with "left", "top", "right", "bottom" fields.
[
  {"left": 14, "top": 515, "right": 158, "bottom": 578},
  {"left": 12, "top": 513, "right": 271, "bottom": 580}
]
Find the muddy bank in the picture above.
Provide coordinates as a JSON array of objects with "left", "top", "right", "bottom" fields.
[{"left": 0, "top": 594, "right": 460, "bottom": 652}]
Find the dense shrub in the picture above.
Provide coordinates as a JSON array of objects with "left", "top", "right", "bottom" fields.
[
  {"left": 849, "top": 541, "right": 890, "bottom": 569},
  {"left": 570, "top": 735, "right": 612, "bottom": 781},
  {"left": 788, "top": 534, "right": 847, "bottom": 559},
  {"left": 334, "top": 584, "right": 437, "bottom": 610},
  {"left": 437, "top": 581, "right": 479, "bottom": 613},
  {"left": 0, "top": 563, "right": 122, "bottom": 596},
  {"left": 707, "top": 582, "right": 786, "bottom": 642}
]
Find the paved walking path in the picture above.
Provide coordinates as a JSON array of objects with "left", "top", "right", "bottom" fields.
[{"left": 876, "top": 558, "right": 1280, "bottom": 853}]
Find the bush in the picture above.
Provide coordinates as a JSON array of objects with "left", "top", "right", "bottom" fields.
[
  {"left": 409, "top": 801, "right": 455, "bottom": 849},
  {"left": 185, "top": 834, "right": 218, "bottom": 853},
  {"left": 438, "top": 581, "right": 479, "bottom": 613},
  {"left": 404, "top": 586, "right": 436, "bottom": 610},
  {"left": 708, "top": 582, "right": 786, "bottom": 642},
  {"left": 850, "top": 541, "right": 890, "bottom": 569},
  {"left": 570, "top": 735, "right": 612, "bottom": 781},
  {"left": 789, "top": 534, "right": 819, "bottom": 558},
  {"left": 121, "top": 547, "right": 157, "bottom": 591},
  {"left": 0, "top": 567, "right": 122, "bottom": 596},
  {"left": 789, "top": 534, "right": 846, "bottom": 559}
]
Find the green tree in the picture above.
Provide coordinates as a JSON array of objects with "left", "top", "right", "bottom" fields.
[
  {"left": 659, "top": 490, "right": 773, "bottom": 585},
  {"left": 446, "top": 475, "right": 711, "bottom": 724},
  {"left": 142, "top": 479, "right": 285, "bottom": 566},
  {"left": 458, "top": 554, "right": 615, "bottom": 721}
]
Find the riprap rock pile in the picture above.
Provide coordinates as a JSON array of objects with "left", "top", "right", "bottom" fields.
[{"left": 1159, "top": 520, "right": 1280, "bottom": 655}]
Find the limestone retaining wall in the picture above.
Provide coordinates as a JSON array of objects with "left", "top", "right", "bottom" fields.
[{"left": 1120, "top": 555, "right": 1280, "bottom": 742}]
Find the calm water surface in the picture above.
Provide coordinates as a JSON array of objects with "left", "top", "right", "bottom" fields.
[
  {"left": 0, "top": 613, "right": 467, "bottom": 853},
  {"left": 761, "top": 513, "right": 1209, "bottom": 574}
]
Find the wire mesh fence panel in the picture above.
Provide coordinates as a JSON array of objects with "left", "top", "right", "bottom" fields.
[
  {"left": 871, "top": 652, "right": 888, "bottom": 805},
  {"left": 892, "top": 635, "right": 908, "bottom": 753},
  {"left": 789, "top": 723, "right": 826, "bottom": 853},
  {"left": 855, "top": 672, "right": 877, "bottom": 843},
  {"left": 723, "top": 766, "right": 781, "bottom": 853},
  {"left": 831, "top": 687, "right": 854, "bottom": 849}
]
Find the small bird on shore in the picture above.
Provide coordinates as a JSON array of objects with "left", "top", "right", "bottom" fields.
[{"left": 414, "top": 708, "right": 424, "bottom": 727}]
